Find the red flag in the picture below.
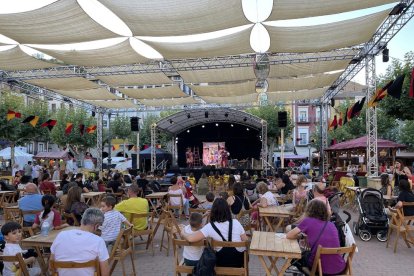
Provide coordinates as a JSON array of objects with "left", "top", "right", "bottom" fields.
[
  {"left": 6, "top": 109, "right": 22, "bottom": 121},
  {"left": 86, "top": 125, "right": 97, "bottom": 134},
  {"left": 329, "top": 115, "right": 338, "bottom": 130},
  {"left": 65, "top": 123, "right": 73, "bottom": 135},
  {"left": 347, "top": 104, "right": 354, "bottom": 120},
  {"left": 40, "top": 119, "right": 57, "bottom": 131},
  {"left": 338, "top": 113, "right": 343, "bottom": 127},
  {"left": 409, "top": 68, "right": 414, "bottom": 98}
]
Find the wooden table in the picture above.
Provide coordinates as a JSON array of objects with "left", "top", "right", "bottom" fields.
[
  {"left": 21, "top": 226, "right": 78, "bottom": 273},
  {"left": 250, "top": 231, "right": 301, "bottom": 276},
  {"left": 259, "top": 206, "right": 292, "bottom": 232},
  {"left": 145, "top": 192, "right": 168, "bottom": 215},
  {"left": 82, "top": 192, "right": 106, "bottom": 206},
  {"left": 383, "top": 194, "right": 398, "bottom": 201}
]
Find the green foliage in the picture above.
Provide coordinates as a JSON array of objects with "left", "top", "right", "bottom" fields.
[
  {"left": 378, "top": 51, "right": 414, "bottom": 121},
  {"left": 138, "top": 111, "right": 177, "bottom": 148},
  {"left": 399, "top": 120, "right": 414, "bottom": 149},
  {"left": 50, "top": 107, "right": 96, "bottom": 150},
  {"left": 112, "top": 115, "right": 132, "bottom": 140}
]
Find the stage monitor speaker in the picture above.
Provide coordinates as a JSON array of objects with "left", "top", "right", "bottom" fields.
[
  {"left": 131, "top": 153, "right": 137, "bottom": 170},
  {"left": 130, "top": 117, "right": 139, "bottom": 131},
  {"left": 278, "top": 111, "right": 287, "bottom": 128}
]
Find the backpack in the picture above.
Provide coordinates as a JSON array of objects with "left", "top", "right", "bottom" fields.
[{"left": 192, "top": 242, "right": 216, "bottom": 276}]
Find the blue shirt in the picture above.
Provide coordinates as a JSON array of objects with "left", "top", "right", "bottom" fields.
[{"left": 18, "top": 194, "right": 43, "bottom": 222}]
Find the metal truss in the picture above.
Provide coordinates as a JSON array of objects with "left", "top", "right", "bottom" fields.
[
  {"left": 171, "top": 136, "right": 177, "bottom": 166},
  {"left": 96, "top": 110, "right": 103, "bottom": 171},
  {"left": 321, "top": 103, "right": 329, "bottom": 175},
  {"left": 150, "top": 123, "right": 157, "bottom": 172},
  {"left": 261, "top": 120, "right": 268, "bottom": 171},
  {"left": 322, "top": 0, "right": 414, "bottom": 102},
  {"left": 366, "top": 56, "right": 379, "bottom": 176}
]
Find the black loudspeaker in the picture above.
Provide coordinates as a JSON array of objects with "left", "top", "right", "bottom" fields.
[
  {"left": 331, "top": 98, "right": 335, "bottom": 107},
  {"left": 382, "top": 48, "right": 389, "bottom": 62},
  {"left": 278, "top": 111, "right": 287, "bottom": 128},
  {"left": 130, "top": 117, "right": 139, "bottom": 131},
  {"left": 131, "top": 153, "right": 137, "bottom": 169},
  {"left": 91, "top": 111, "right": 95, "bottom": 117}
]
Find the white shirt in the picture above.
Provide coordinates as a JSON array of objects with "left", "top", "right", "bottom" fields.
[
  {"left": 99, "top": 210, "right": 127, "bottom": 242},
  {"left": 183, "top": 225, "right": 204, "bottom": 261},
  {"left": 168, "top": 188, "right": 185, "bottom": 206},
  {"left": 3, "top": 243, "right": 26, "bottom": 276},
  {"left": 51, "top": 229, "right": 109, "bottom": 276},
  {"left": 32, "top": 165, "right": 41, "bottom": 179},
  {"left": 261, "top": 191, "right": 278, "bottom": 206},
  {"left": 200, "top": 219, "right": 246, "bottom": 252}
]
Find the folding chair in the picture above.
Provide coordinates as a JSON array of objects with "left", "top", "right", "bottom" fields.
[
  {"left": 310, "top": 244, "right": 357, "bottom": 276},
  {"left": 109, "top": 226, "right": 136, "bottom": 276},
  {"left": 50, "top": 258, "right": 101, "bottom": 276},
  {"left": 62, "top": 212, "right": 80, "bottom": 226},
  {"left": 386, "top": 202, "right": 414, "bottom": 253},
  {"left": 236, "top": 208, "right": 254, "bottom": 236},
  {"left": 173, "top": 239, "right": 205, "bottom": 276},
  {"left": 126, "top": 211, "right": 156, "bottom": 255},
  {"left": 0, "top": 252, "right": 30, "bottom": 276},
  {"left": 166, "top": 194, "right": 185, "bottom": 219},
  {"left": 160, "top": 210, "right": 183, "bottom": 256},
  {"left": 210, "top": 240, "right": 249, "bottom": 276}
]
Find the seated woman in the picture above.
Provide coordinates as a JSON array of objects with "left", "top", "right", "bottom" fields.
[
  {"left": 253, "top": 182, "right": 278, "bottom": 208},
  {"left": 380, "top": 173, "right": 393, "bottom": 197},
  {"left": 39, "top": 173, "right": 57, "bottom": 196},
  {"left": 287, "top": 199, "right": 346, "bottom": 275},
  {"left": 32, "top": 195, "right": 69, "bottom": 230},
  {"left": 168, "top": 176, "right": 190, "bottom": 218},
  {"left": 227, "top": 182, "right": 250, "bottom": 216},
  {"left": 293, "top": 175, "right": 308, "bottom": 206},
  {"left": 182, "top": 198, "right": 248, "bottom": 268},
  {"left": 393, "top": 179, "right": 414, "bottom": 216},
  {"left": 64, "top": 186, "right": 89, "bottom": 225},
  {"left": 12, "top": 171, "right": 21, "bottom": 187}
]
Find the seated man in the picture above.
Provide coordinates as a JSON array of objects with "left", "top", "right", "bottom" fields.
[
  {"left": 50, "top": 208, "right": 110, "bottom": 276},
  {"left": 115, "top": 184, "right": 149, "bottom": 230},
  {"left": 18, "top": 183, "right": 43, "bottom": 227},
  {"left": 39, "top": 173, "right": 57, "bottom": 196},
  {"left": 311, "top": 181, "right": 332, "bottom": 216}
]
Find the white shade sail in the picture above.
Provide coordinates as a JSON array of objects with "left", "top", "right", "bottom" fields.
[
  {"left": 201, "top": 93, "right": 258, "bottom": 104},
  {"left": 268, "top": 0, "right": 395, "bottom": 20},
  {"left": 190, "top": 81, "right": 255, "bottom": 97},
  {"left": 0, "top": 0, "right": 117, "bottom": 44},
  {"left": 26, "top": 77, "right": 100, "bottom": 90},
  {"left": 139, "top": 97, "right": 197, "bottom": 107},
  {"left": 54, "top": 88, "right": 119, "bottom": 100},
  {"left": 0, "top": 46, "right": 55, "bottom": 71},
  {"left": 33, "top": 39, "right": 148, "bottom": 67},
  {"left": 269, "top": 59, "right": 351, "bottom": 78},
  {"left": 85, "top": 99, "right": 137, "bottom": 109},
  {"left": 118, "top": 85, "right": 187, "bottom": 99},
  {"left": 267, "top": 87, "right": 328, "bottom": 102},
  {"left": 179, "top": 67, "right": 256, "bottom": 83},
  {"left": 266, "top": 9, "right": 390, "bottom": 52},
  {"left": 100, "top": 0, "right": 249, "bottom": 36},
  {"left": 140, "top": 26, "right": 253, "bottom": 59},
  {"left": 96, "top": 72, "right": 172, "bottom": 86},
  {"left": 267, "top": 72, "right": 342, "bottom": 91}
]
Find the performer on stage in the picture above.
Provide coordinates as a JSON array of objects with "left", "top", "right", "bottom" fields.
[
  {"left": 220, "top": 147, "right": 229, "bottom": 168},
  {"left": 186, "top": 147, "right": 194, "bottom": 168}
]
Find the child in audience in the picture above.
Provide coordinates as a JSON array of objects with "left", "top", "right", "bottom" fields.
[
  {"left": 218, "top": 191, "right": 229, "bottom": 200},
  {"left": 183, "top": 213, "right": 204, "bottom": 266},
  {"left": 200, "top": 192, "right": 215, "bottom": 209},
  {"left": 1, "top": 221, "right": 41, "bottom": 276},
  {"left": 32, "top": 195, "right": 69, "bottom": 231},
  {"left": 99, "top": 196, "right": 132, "bottom": 248}
]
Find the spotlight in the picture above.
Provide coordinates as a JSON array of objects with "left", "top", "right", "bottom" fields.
[
  {"left": 175, "top": 137, "right": 178, "bottom": 140},
  {"left": 187, "top": 113, "right": 191, "bottom": 119},
  {"left": 91, "top": 111, "right": 96, "bottom": 117},
  {"left": 215, "top": 123, "right": 219, "bottom": 127},
  {"left": 202, "top": 125, "right": 205, "bottom": 128},
  {"left": 224, "top": 112, "right": 229, "bottom": 118},
  {"left": 169, "top": 119, "right": 173, "bottom": 124},
  {"left": 231, "top": 124, "right": 234, "bottom": 127},
  {"left": 382, "top": 47, "right": 389, "bottom": 63},
  {"left": 246, "top": 127, "right": 249, "bottom": 131},
  {"left": 187, "top": 129, "right": 190, "bottom": 133},
  {"left": 243, "top": 117, "right": 247, "bottom": 122},
  {"left": 389, "top": 3, "right": 407, "bottom": 15},
  {"left": 205, "top": 111, "right": 208, "bottom": 118}
]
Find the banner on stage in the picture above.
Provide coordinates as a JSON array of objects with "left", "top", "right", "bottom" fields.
[{"left": 203, "top": 142, "right": 225, "bottom": 166}]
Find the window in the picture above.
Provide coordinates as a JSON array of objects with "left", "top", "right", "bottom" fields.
[
  {"left": 299, "top": 133, "right": 308, "bottom": 145},
  {"left": 103, "top": 120, "right": 108, "bottom": 128},
  {"left": 28, "top": 143, "right": 33, "bottom": 154},
  {"left": 298, "top": 107, "right": 308, "bottom": 122},
  {"left": 51, "top": 103, "right": 56, "bottom": 112},
  {"left": 316, "top": 108, "right": 321, "bottom": 122},
  {"left": 38, "top": 143, "right": 44, "bottom": 152}
]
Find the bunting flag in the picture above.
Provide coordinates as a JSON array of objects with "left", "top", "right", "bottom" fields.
[
  {"left": 368, "top": 80, "right": 394, "bottom": 108},
  {"left": 343, "top": 108, "right": 348, "bottom": 125},
  {"left": 127, "top": 145, "right": 135, "bottom": 151},
  {"left": 409, "top": 68, "right": 414, "bottom": 98},
  {"left": 347, "top": 103, "right": 354, "bottom": 120},
  {"left": 79, "top": 124, "right": 85, "bottom": 136},
  {"left": 386, "top": 74, "right": 405, "bottom": 99},
  {"left": 65, "top": 123, "right": 73, "bottom": 135},
  {"left": 112, "top": 144, "right": 120, "bottom": 151},
  {"left": 40, "top": 119, "right": 57, "bottom": 131},
  {"left": 329, "top": 115, "right": 338, "bottom": 130},
  {"left": 338, "top": 113, "right": 343, "bottom": 127},
  {"left": 86, "top": 125, "right": 97, "bottom": 134},
  {"left": 6, "top": 109, "right": 22, "bottom": 121},
  {"left": 350, "top": 97, "right": 366, "bottom": 119},
  {"left": 22, "top": 115, "right": 39, "bottom": 127}
]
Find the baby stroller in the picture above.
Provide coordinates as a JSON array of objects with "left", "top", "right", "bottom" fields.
[{"left": 353, "top": 188, "right": 388, "bottom": 242}]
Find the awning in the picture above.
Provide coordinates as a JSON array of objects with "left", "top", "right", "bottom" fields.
[
  {"left": 34, "top": 150, "right": 69, "bottom": 160},
  {"left": 325, "top": 136, "right": 406, "bottom": 151}
]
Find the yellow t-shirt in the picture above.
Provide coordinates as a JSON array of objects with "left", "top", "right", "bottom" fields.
[{"left": 115, "top": 197, "right": 149, "bottom": 230}]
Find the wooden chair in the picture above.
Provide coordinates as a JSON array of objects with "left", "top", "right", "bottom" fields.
[
  {"left": 109, "top": 226, "right": 136, "bottom": 276},
  {"left": 3, "top": 203, "right": 21, "bottom": 222},
  {"left": 173, "top": 239, "right": 206, "bottom": 276},
  {"left": 189, "top": 207, "right": 210, "bottom": 222},
  {"left": 166, "top": 194, "right": 185, "bottom": 219},
  {"left": 62, "top": 212, "right": 80, "bottom": 226},
  {"left": 386, "top": 202, "right": 414, "bottom": 253},
  {"left": 236, "top": 208, "right": 254, "bottom": 236},
  {"left": 50, "top": 258, "right": 100, "bottom": 276},
  {"left": 210, "top": 240, "right": 249, "bottom": 276},
  {"left": 0, "top": 253, "right": 31, "bottom": 276},
  {"left": 279, "top": 190, "right": 293, "bottom": 205},
  {"left": 310, "top": 244, "right": 357, "bottom": 276},
  {"left": 127, "top": 211, "right": 156, "bottom": 255},
  {"left": 0, "top": 191, "right": 17, "bottom": 208},
  {"left": 160, "top": 210, "right": 183, "bottom": 256}
]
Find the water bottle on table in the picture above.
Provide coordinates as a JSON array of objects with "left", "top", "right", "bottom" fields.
[{"left": 40, "top": 221, "right": 51, "bottom": 236}]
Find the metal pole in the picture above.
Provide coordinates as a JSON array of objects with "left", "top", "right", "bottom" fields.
[
  {"left": 281, "top": 128, "right": 285, "bottom": 168},
  {"left": 319, "top": 104, "right": 323, "bottom": 175},
  {"left": 96, "top": 110, "right": 103, "bottom": 172},
  {"left": 107, "top": 113, "right": 112, "bottom": 168},
  {"left": 366, "top": 55, "right": 378, "bottom": 176},
  {"left": 136, "top": 132, "right": 140, "bottom": 171}
]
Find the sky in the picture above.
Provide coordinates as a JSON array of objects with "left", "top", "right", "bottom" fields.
[{"left": 0, "top": 0, "right": 413, "bottom": 82}]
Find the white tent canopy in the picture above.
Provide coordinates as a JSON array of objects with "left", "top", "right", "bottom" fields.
[{"left": 0, "top": 147, "right": 33, "bottom": 171}]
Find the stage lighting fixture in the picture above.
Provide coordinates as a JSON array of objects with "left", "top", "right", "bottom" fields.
[
  {"left": 225, "top": 112, "right": 229, "bottom": 118},
  {"left": 187, "top": 129, "right": 190, "bottom": 133},
  {"left": 175, "top": 137, "right": 178, "bottom": 140},
  {"left": 382, "top": 48, "right": 389, "bottom": 62},
  {"left": 187, "top": 113, "right": 191, "bottom": 119},
  {"left": 215, "top": 123, "right": 219, "bottom": 126},
  {"left": 246, "top": 127, "right": 249, "bottom": 131},
  {"left": 231, "top": 124, "right": 234, "bottom": 127},
  {"left": 169, "top": 119, "right": 173, "bottom": 124},
  {"left": 202, "top": 125, "right": 205, "bottom": 128},
  {"left": 389, "top": 3, "right": 406, "bottom": 15},
  {"left": 205, "top": 111, "right": 208, "bottom": 118},
  {"left": 243, "top": 117, "right": 247, "bottom": 122}
]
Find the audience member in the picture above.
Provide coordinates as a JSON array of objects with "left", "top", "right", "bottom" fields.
[
  {"left": 394, "top": 179, "right": 414, "bottom": 216},
  {"left": 197, "top": 173, "right": 209, "bottom": 195},
  {"left": 32, "top": 195, "right": 69, "bottom": 230},
  {"left": 200, "top": 192, "right": 215, "bottom": 209},
  {"left": 254, "top": 182, "right": 278, "bottom": 208},
  {"left": 64, "top": 186, "right": 89, "bottom": 225},
  {"left": 182, "top": 213, "right": 204, "bottom": 267},
  {"left": 227, "top": 183, "right": 250, "bottom": 216},
  {"left": 168, "top": 176, "right": 190, "bottom": 218},
  {"left": 23, "top": 161, "right": 33, "bottom": 181},
  {"left": 18, "top": 183, "right": 43, "bottom": 227},
  {"left": 107, "top": 173, "right": 122, "bottom": 193},
  {"left": 380, "top": 173, "right": 393, "bottom": 197},
  {"left": 312, "top": 181, "right": 332, "bottom": 216},
  {"left": 51, "top": 208, "right": 110, "bottom": 276},
  {"left": 218, "top": 191, "right": 229, "bottom": 200},
  {"left": 60, "top": 174, "right": 70, "bottom": 194},
  {"left": 75, "top": 173, "right": 89, "bottom": 193},
  {"left": 136, "top": 173, "right": 149, "bottom": 192},
  {"left": 39, "top": 173, "right": 57, "bottom": 196},
  {"left": 115, "top": 184, "right": 149, "bottom": 230}
]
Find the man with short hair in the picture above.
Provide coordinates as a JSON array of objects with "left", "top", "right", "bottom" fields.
[
  {"left": 23, "top": 161, "right": 33, "bottom": 181},
  {"left": 115, "top": 184, "right": 149, "bottom": 230},
  {"left": 75, "top": 173, "right": 89, "bottom": 193},
  {"left": 50, "top": 208, "right": 110, "bottom": 276},
  {"left": 31, "top": 161, "right": 41, "bottom": 185},
  {"left": 18, "top": 183, "right": 43, "bottom": 226}
]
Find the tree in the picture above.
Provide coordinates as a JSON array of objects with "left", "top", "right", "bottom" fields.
[
  {"left": 138, "top": 111, "right": 177, "bottom": 149},
  {"left": 112, "top": 115, "right": 132, "bottom": 140},
  {"left": 0, "top": 90, "right": 50, "bottom": 168},
  {"left": 245, "top": 105, "right": 293, "bottom": 163}
]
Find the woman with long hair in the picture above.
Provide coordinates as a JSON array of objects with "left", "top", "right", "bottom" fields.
[
  {"left": 393, "top": 159, "right": 412, "bottom": 196},
  {"left": 32, "top": 195, "right": 68, "bottom": 230},
  {"left": 182, "top": 198, "right": 248, "bottom": 268},
  {"left": 64, "top": 186, "right": 88, "bottom": 225}
]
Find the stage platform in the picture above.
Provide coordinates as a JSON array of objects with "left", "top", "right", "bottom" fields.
[{"left": 163, "top": 167, "right": 263, "bottom": 181}]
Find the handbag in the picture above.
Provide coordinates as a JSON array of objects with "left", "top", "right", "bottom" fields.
[
  {"left": 300, "top": 221, "right": 328, "bottom": 268},
  {"left": 192, "top": 241, "right": 216, "bottom": 276}
]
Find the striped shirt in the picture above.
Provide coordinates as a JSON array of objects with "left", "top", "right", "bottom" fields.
[{"left": 100, "top": 210, "right": 127, "bottom": 242}]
